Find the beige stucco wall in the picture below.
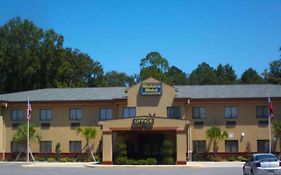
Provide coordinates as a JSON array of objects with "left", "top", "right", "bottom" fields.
[
  {"left": 127, "top": 77, "right": 176, "bottom": 117},
  {"left": 0, "top": 114, "right": 3, "bottom": 157},
  {"left": 186, "top": 100, "right": 281, "bottom": 153}
]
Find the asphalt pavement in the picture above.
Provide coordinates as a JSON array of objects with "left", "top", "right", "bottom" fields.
[{"left": 0, "top": 162, "right": 244, "bottom": 175}]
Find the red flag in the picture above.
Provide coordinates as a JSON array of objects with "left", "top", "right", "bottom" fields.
[
  {"left": 268, "top": 97, "right": 274, "bottom": 119},
  {"left": 26, "top": 99, "right": 32, "bottom": 121}
]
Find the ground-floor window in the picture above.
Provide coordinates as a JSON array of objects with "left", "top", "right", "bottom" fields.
[
  {"left": 11, "top": 141, "right": 24, "bottom": 153},
  {"left": 193, "top": 140, "right": 206, "bottom": 153},
  {"left": 225, "top": 140, "right": 238, "bottom": 152},
  {"left": 69, "top": 141, "right": 82, "bottom": 153},
  {"left": 40, "top": 141, "right": 52, "bottom": 153},
  {"left": 257, "top": 140, "right": 269, "bottom": 153}
]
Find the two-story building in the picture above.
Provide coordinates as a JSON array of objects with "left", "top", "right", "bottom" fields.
[{"left": 0, "top": 77, "right": 281, "bottom": 164}]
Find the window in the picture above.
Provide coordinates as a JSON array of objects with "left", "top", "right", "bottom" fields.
[
  {"left": 69, "top": 109, "right": 82, "bottom": 121},
  {"left": 256, "top": 106, "right": 269, "bottom": 118},
  {"left": 123, "top": 107, "right": 136, "bottom": 118},
  {"left": 194, "top": 121, "right": 204, "bottom": 128},
  {"left": 226, "top": 121, "right": 236, "bottom": 127},
  {"left": 167, "top": 107, "right": 181, "bottom": 119},
  {"left": 258, "top": 120, "right": 268, "bottom": 126},
  {"left": 70, "top": 122, "right": 80, "bottom": 128},
  {"left": 11, "top": 141, "right": 24, "bottom": 153},
  {"left": 225, "top": 140, "right": 238, "bottom": 153},
  {"left": 40, "top": 141, "right": 52, "bottom": 153},
  {"left": 69, "top": 141, "right": 81, "bottom": 153},
  {"left": 192, "top": 107, "right": 206, "bottom": 119},
  {"left": 40, "top": 109, "right": 52, "bottom": 121},
  {"left": 41, "top": 123, "right": 50, "bottom": 129},
  {"left": 99, "top": 108, "right": 112, "bottom": 120},
  {"left": 11, "top": 109, "right": 23, "bottom": 122},
  {"left": 12, "top": 123, "right": 21, "bottom": 130},
  {"left": 257, "top": 140, "right": 269, "bottom": 153},
  {"left": 224, "top": 107, "right": 238, "bottom": 119},
  {"left": 193, "top": 140, "right": 206, "bottom": 153}
]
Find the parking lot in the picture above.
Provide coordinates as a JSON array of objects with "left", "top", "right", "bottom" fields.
[{"left": 0, "top": 162, "right": 244, "bottom": 175}]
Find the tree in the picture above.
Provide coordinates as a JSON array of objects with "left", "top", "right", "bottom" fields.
[
  {"left": 104, "top": 71, "right": 135, "bottom": 87},
  {"left": 12, "top": 123, "right": 41, "bottom": 160},
  {"left": 206, "top": 126, "right": 228, "bottom": 157},
  {"left": 265, "top": 58, "right": 281, "bottom": 84},
  {"left": 166, "top": 66, "right": 188, "bottom": 85},
  {"left": 272, "top": 121, "right": 281, "bottom": 156},
  {"left": 240, "top": 68, "right": 263, "bottom": 84},
  {"left": 76, "top": 127, "right": 98, "bottom": 162},
  {"left": 140, "top": 52, "right": 169, "bottom": 83},
  {"left": 215, "top": 64, "right": 237, "bottom": 84},
  {"left": 0, "top": 17, "right": 105, "bottom": 93},
  {"left": 189, "top": 62, "right": 216, "bottom": 85}
]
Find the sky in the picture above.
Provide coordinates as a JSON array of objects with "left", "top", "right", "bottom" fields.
[{"left": 1, "top": 0, "right": 281, "bottom": 77}]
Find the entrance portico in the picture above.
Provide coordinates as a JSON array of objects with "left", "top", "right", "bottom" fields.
[{"left": 101, "top": 117, "right": 190, "bottom": 165}]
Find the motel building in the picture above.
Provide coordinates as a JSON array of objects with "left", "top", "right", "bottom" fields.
[{"left": 0, "top": 77, "right": 281, "bottom": 164}]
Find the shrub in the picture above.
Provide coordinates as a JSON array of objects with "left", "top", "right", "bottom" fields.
[
  {"left": 55, "top": 143, "right": 61, "bottom": 161},
  {"left": 227, "top": 155, "right": 236, "bottom": 161},
  {"left": 237, "top": 156, "right": 248, "bottom": 162},
  {"left": 47, "top": 158, "right": 56, "bottom": 162},
  {"left": 209, "top": 155, "right": 222, "bottom": 161},
  {"left": 115, "top": 157, "right": 127, "bottom": 165},
  {"left": 146, "top": 158, "right": 157, "bottom": 165},
  {"left": 161, "top": 139, "right": 174, "bottom": 164},
  {"left": 36, "top": 156, "right": 47, "bottom": 161}
]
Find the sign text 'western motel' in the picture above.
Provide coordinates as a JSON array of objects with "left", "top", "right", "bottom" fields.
[{"left": 140, "top": 83, "right": 162, "bottom": 95}]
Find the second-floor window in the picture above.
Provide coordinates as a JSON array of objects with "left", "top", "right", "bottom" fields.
[
  {"left": 256, "top": 106, "right": 268, "bottom": 118},
  {"left": 167, "top": 107, "right": 181, "bottom": 119},
  {"left": 99, "top": 108, "right": 112, "bottom": 120},
  {"left": 11, "top": 109, "right": 23, "bottom": 122},
  {"left": 192, "top": 107, "right": 206, "bottom": 119},
  {"left": 40, "top": 109, "right": 52, "bottom": 121},
  {"left": 69, "top": 109, "right": 82, "bottom": 121},
  {"left": 224, "top": 107, "right": 238, "bottom": 119},
  {"left": 123, "top": 107, "right": 136, "bottom": 118}
]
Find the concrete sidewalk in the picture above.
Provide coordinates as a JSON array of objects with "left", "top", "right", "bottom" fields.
[{"left": 17, "top": 161, "right": 244, "bottom": 168}]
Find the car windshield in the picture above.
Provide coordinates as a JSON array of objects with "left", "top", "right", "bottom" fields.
[{"left": 255, "top": 154, "right": 277, "bottom": 161}]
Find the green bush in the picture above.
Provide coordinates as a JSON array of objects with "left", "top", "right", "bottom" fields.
[
  {"left": 209, "top": 155, "right": 222, "bottom": 161},
  {"left": 227, "top": 155, "right": 236, "bottom": 161},
  {"left": 237, "top": 156, "right": 248, "bottom": 162},
  {"left": 55, "top": 143, "right": 61, "bottom": 161},
  {"left": 47, "top": 158, "right": 56, "bottom": 162},
  {"left": 161, "top": 139, "right": 174, "bottom": 164},
  {"left": 146, "top": 158, "right": 157, "bottom": 165},
  {"left": 115, "top": 157, "right": 127, "bottom": 164},
  {"left": 35, "top": 156, "right": 47, "bottom": 161}
]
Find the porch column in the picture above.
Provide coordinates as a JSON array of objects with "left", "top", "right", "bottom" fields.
[
  {"left": 176, "top": 129, "right": 187, "bottom": 165},
  {"left": 102, "top": 130, "right": 113, "bottom": 165}
]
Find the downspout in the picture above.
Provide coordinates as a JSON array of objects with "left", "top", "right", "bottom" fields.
[{"left": 1, "top": 102, "right": 7, "bottom": 161}]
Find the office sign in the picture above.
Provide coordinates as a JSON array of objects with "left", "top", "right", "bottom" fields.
[
  {"left": 133, "top": 118, "right": 154, "bottom": 125},
  {"left": 140, "top": 83, "right": 162, "bottom": 95}
]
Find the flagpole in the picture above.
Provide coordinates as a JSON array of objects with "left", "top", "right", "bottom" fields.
[
  {"left": 27, "top": 97, "right": 30, "bottom": 163},
  {"left": 269, "top": 112, "right": 271, "bottom": 153}
]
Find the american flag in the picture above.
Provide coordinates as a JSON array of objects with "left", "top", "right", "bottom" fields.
[
  {"left": 268, "top": 97, "right": 274, "bottom": 119},
  {"left": 26, "top": 98, "right": 32, "bottom": 121}
]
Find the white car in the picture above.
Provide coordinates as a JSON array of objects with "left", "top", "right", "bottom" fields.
[{"left": 243, "top": 153, "right": 281, "bottom": 175}]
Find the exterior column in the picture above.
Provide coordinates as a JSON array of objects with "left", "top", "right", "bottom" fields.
[
  {"left": 176, "top": 130, "right": 187, "bottom": 165},
  {"left": 102, "top": 130, "right": 113, "bottom": 165}
]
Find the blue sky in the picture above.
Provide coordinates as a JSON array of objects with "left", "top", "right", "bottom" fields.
[{"left": 1, "top": 0, "right": 281, "bottom": 77}]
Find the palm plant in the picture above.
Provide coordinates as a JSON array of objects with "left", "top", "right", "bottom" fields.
[
  {"left": 12, "top": 123, "right": 41, "bottom": 160},
  {"left": 12, "top": 123, "right": 41, "bottom": 144},
  {"left": 272, "top": 121, "right": 281, "bottom": 156},
  {"left": 206, "top": 126, "right": 228, "bottom": 157},
  {"left": 76, "top": 127, "right": 98, "bottom": 162}
]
